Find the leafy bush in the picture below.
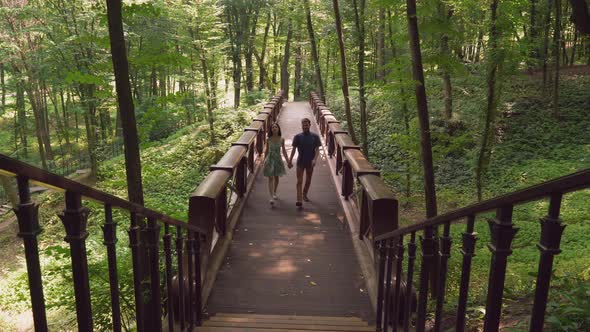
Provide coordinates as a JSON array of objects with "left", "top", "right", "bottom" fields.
[{"left": 546, "top": 276, "right": 590, "bottom": 331}]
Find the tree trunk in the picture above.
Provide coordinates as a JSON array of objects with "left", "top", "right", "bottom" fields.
[
  {"left": 542, "top": 0, "right": 554, "bottom": 89},
  {"left": 106, "top": 0, "right": 145, "bottom": 206},
  {"left": 259, "top": 12, "right": 271, "bottom": 90},
  {"left": 476, "top": 0, "right": 501, "bottom": 202},
  {"left": 0, "top": 63, "right": 4, "bottom": 114},
  {"left": 377, "top": 7, "right": 386, "bottom": 81},
  {"left": 406, "top": 0, "right": 437, "bottom": 218},
  {"left": 440, "top": 4, "right": 454, "bottom": 123},
  {"left": 353, "top": 0, "right": 368, "bottom": 155},
  {"left": 553, "top": 0, "right": 561, "bottom": 115},
  {"left": 294, "top": 42, "right": 302, "bottom": 100},
  {"left": 245, "top": 10, "right": 259, "bottom": 93},
  {"left": 570, "top": 29, "right": 579, "bottom": 65},
  {"left": 16, "top": 81, "right": 27, "bottom": 158},
  {"left": 281, "top": 19, "right": 293, "bottom": 98},
  {"left": 332, "top": 0, "right": 358, "bottom": 143},
  {"left": 304, "top": 0, "right": 325, "bottom": 101},
  {"left": 0, "top": 176, "right": 18, "bottom": 207}
]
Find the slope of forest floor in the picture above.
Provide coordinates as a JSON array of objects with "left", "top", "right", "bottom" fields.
[
  {"left": 0, "top": 105, "right": 257, "bottom": 331},
  {"left": 327, "top": 71, "right": 590, "bottom": 331}
]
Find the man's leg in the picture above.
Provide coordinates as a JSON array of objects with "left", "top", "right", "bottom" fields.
[
  {"left": 303, "top": 166, "right": 314, "bottom": 201},
  {"left": 296, "top": 166, "right": 304, "bottom": 203}
]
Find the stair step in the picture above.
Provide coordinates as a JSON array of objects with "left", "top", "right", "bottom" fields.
[
  {"left": 195, "top": 328, "right": 372, "bottom": 332},
  {"left": 209, "top": 316, "right": 368, "bottom": 326},
  {"left": 203, "top": 321, "right": 373, "bottom": 331},
  {"left": 213, "top": 313, "right": 364, "bottom": 321}
]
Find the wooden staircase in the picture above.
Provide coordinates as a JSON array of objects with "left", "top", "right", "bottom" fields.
[{"left": 195, "top": 313, "right": 374, "bottom": 331}]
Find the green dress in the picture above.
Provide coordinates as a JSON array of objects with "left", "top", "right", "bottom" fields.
[{"left": 263, "top": 137, "right": 286, "bottom": 177}]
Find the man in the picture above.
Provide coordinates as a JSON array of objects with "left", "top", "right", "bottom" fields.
[{"left": 288, "top": 118, "right": 321, "bottom": 207}]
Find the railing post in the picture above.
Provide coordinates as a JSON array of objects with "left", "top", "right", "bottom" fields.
[
  {"left": 146, "top": 217, "right": 162, "bottom": 332},
  {"left": 456, "top": 215, "right": 477, "bottom": 332},
  {"left": 186, "top": 231, "right": 195, "bottom": 330},
  {"left": 194, "top": 234, "right": 203, "bottom": 326},
  {"left": 236, "top": 156, "right": 247, "bottom": 197},
  {"left": 434, "top": 222, "right": 452, "bottom": 332},
  {"left": 416, "top": 226, "right": 436, "bottom": 332},
  {"left": 483, "top": 205, "right": 518, "bottom": 332},
  {"left": 403, "top": 233, "right": 417, "bottom": 332},
  {"left": 341, "top": 159, "right": 353, "bottom": 199},
  {"left": 163, "top": 224, "right": 175, "bottom": 332},
  {"left": 376, "top": 240, "right": 387, "bottom": 332},
  {"left": 176, "top": 226, "right": 186, "bottom": 330},
  {"left": 216, "top": 188, "right": 227, "bottom": 235},
  {"left": 102, "top": 204, "right": 122, "bottom": 332},
  {"left": 59, "top": 191, "right": 93, "bottom": 331},
  {"left": 14, "top": 176, "right": 48, "bottom": 332},
  {"left": 129, "top": 212, "right": 145, "bottom": 331},
  {"left": 529, "top": 193, "right": 565, "bottom": 331}
]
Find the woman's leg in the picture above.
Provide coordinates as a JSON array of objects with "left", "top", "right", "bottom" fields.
[
  {"left": 267, "top": 177, "right": 274, "bottom": 197},
  {"left": 274, "top": 176, "right": 280, "bottom": 195}
]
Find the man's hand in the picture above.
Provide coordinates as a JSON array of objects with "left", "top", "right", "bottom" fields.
[{"left": 311, "top": 159, "right": 316, "bottom": 168}]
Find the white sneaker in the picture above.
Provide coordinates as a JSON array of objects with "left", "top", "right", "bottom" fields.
[
  {"left": 269, "top": 198, "right": 275, "bottom": 206},
  {"left": 273, "top": 194, "right": 278, "bottom": 200}
]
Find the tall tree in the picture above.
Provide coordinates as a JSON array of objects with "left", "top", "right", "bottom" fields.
[
  {"left": 406, "top": 0, "right": 437, "bottom": 218},
  {"left": 475, "top": 0, "right": 502, "bottom": 201},
  {"left": 303, "top": 0, "right": 325, "bottom": 101},
  {"left": 332, "top": 0, "right": 358, "bottom": 143},
  {"left": 352, "top": 0, "right": 368, "bottom": 154},
  {"left": 281, "top": 16, "right": 293, "bottom": 98},
  {"left": 105, "top": 0, "right": 144, "bottom": 206}
]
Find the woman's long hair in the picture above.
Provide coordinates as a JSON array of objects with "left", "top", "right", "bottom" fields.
[{"left": 268, "top": 122, "right": 282, "bottom": 138}]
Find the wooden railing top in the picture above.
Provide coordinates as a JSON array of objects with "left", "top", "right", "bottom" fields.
[
  {"left": 212, "top": 145, "right": 247, "bottom": 170},
  {"left": 0, "top": 154, "right": 205, "bottom": 233},
  {"left": 375, "top": 168, "right": 590, "bottom": 241}
]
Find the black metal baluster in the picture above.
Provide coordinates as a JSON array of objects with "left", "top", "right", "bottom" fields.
[
  {"left": 455, "top": 215, "right": 477, "bottom": 332},
  {"left": 194, "top": 234, "right": 203, "bottom": 326},
  {"left": 403, "top": 232, "right": 417, "bottom": 332},
  {"left": 146, "top": 217, "right": 162, "bottom": 332},
  {"left": 187, "top": 230, "right": 195, "bottom": 331},
  {"left": 375, "top": 240, "right": 387, "bottom": 332},
  {"left": 128, "top": 212, "right": 144, "bottom": 331},
  {"left": 14, "top": 176, "right": 48, "bottom": 332},
  {"left": 59, "top": 191, "right": 93, "bottom": 331},
  {"left": 483, "top": 205, "right": 518, "bottom": 332},
  {"left": 392, "top": 236, "right": 405, "bottom": 332},
  {"left": 382, "top": 239, "right": 395, "bottom": 332},
  {"left": 529, "top": 193, "right": 565, "bottom": 331},
  {"left": 416, "top": 226, "right": 436, "bottom": 332},
  {"left": 176, "top": 226, "right": 185, "bottom": 330},
  {"left": 102, "top": 204, "right": 122, "bottom": 332},
  {"left": 434, "top": 222, "right": 452, "bottom": 332},
  {"left": 164, "top": 224, "right": 174, "bottom": 332}
]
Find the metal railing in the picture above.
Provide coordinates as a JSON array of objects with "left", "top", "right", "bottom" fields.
[
  {"left": 311, "top": 91, "right": 590, "bottom": 332},
  {"left": 0, "top": 153, "right": 205, "bottom": 332},
  {"left": 373, "top": 169, "right": 590, "bottom": 332}
]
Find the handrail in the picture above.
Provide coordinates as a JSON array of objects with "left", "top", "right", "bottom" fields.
[
  {"left": 189, "top": 90, "right": 285, "bottom": 244},
  {"left": 309, "top": 91, "right": 398, "bottom": 240},
  {"left": 0, "top": 154, "right": 203, "bottom": 233},
  {"left": 375, "top": 168, "right": 590, "bottom": 241}
]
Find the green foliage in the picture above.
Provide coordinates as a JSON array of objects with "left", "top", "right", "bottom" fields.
[{"left": 546, "top": 276, "right": 590, "bottom": 331}]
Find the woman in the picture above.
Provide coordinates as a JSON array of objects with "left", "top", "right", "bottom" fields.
[{"left": 263, "top": 123, "right": 289, "bottom": 206}]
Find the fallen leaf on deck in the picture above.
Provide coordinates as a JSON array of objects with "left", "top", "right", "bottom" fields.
[{"left": 310, "top": 281, "right": 317, "bottom": 286}]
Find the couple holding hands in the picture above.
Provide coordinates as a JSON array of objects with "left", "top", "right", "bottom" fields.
[{"left": 262, "top": 118, "right": 321, "bottom": 208}]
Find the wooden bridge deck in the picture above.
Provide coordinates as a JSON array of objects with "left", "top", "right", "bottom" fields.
[{"left": 206, "top": 102, "right": 373, "bottom": 320}]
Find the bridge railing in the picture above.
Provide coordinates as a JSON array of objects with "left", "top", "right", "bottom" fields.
[
  {"left": 373, "top": 170, "right": 590, "bottom": 331},
  {"left": 0, "top": 154, "right": 206, "bottom": 332},
  {"left": 309, "top": 92, "right": 398, "bottom": 244},
  {"left": 188, "top": 90, "right": 285, "bottom": 294}
]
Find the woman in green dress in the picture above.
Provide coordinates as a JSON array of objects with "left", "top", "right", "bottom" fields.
[{"left": 263, "top": 123, "right": 289, "bottom": 205}]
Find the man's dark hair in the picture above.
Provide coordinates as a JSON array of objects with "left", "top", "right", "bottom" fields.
[{"left": 301, "top": 118, "right": 311, "bottom": 124}]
